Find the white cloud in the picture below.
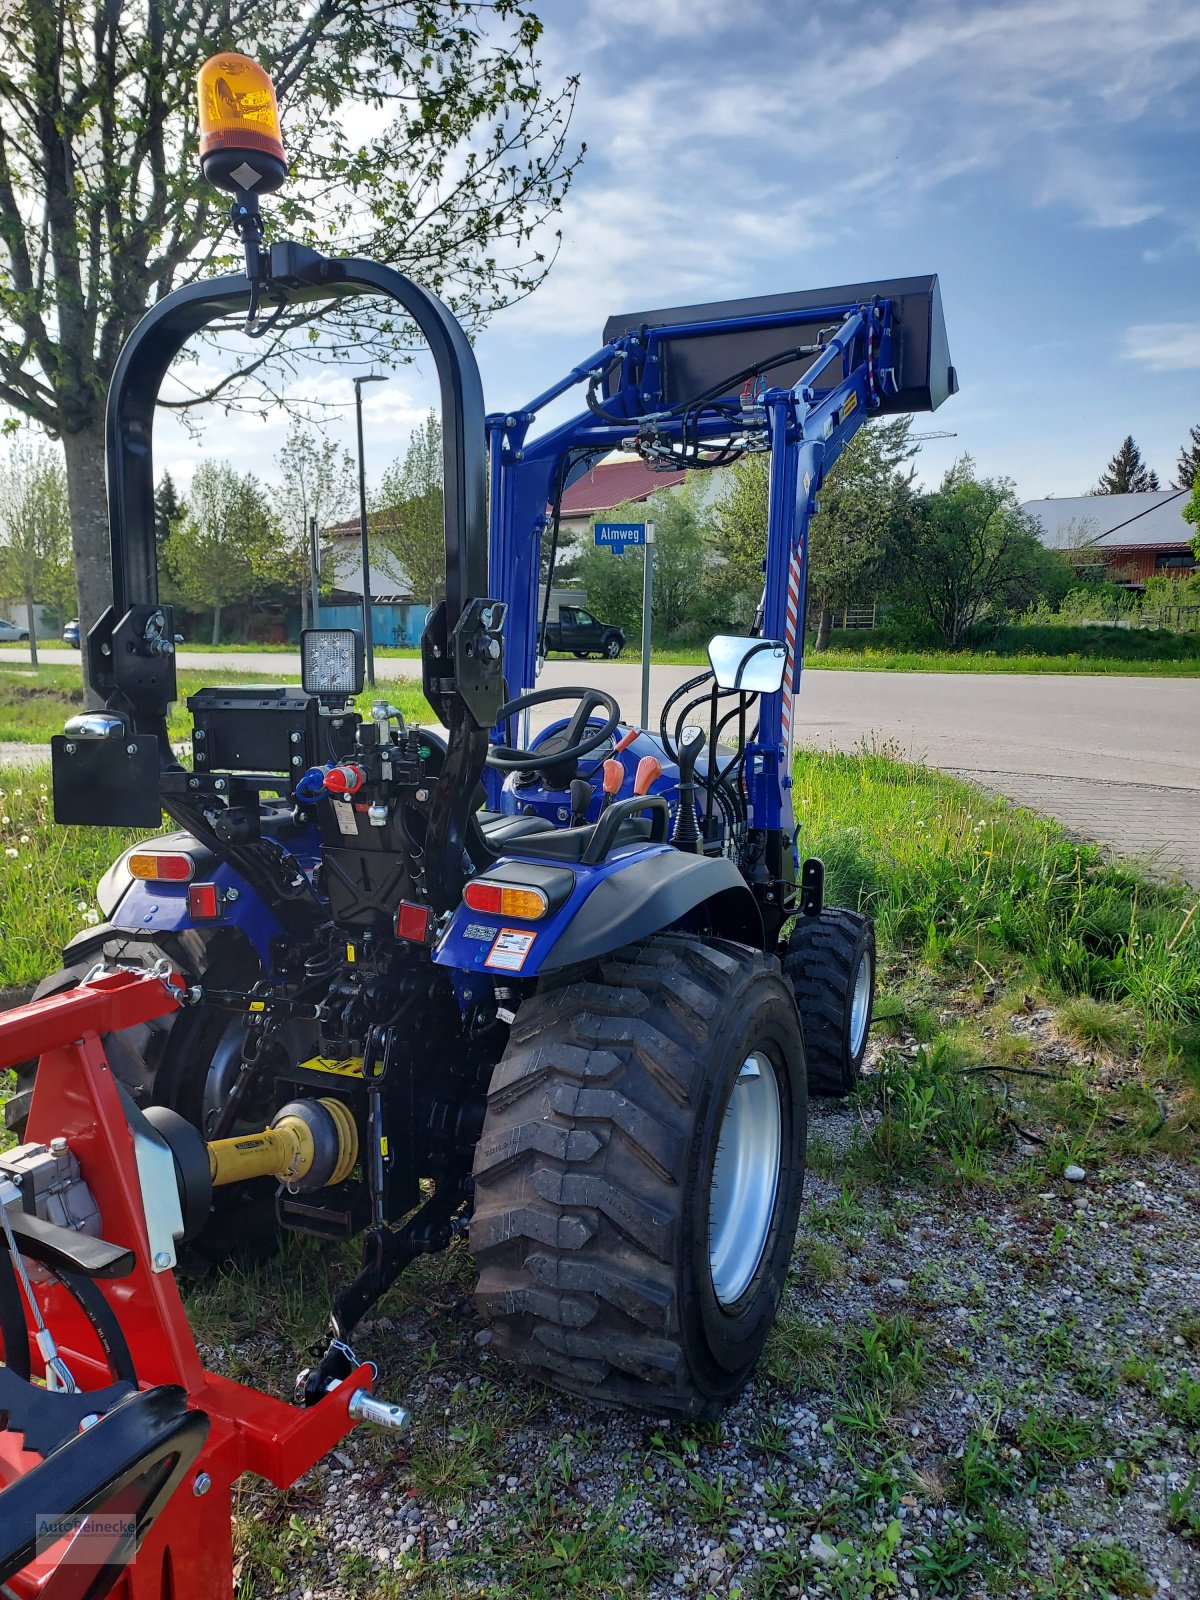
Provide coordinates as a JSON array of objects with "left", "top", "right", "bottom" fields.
[{"left": 1122, "top": 322, "right": 1200, "bottom": 372}]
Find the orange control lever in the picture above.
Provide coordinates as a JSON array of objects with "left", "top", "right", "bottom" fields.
[
  {"left": 613, "top": 727, "right": 639, "bottom": 755},
  {"left": 633, "top": 755, "right": 662, "bottom": 796},
  {"left": 601, "top": 759, "right": 625, "bottom": 797}
]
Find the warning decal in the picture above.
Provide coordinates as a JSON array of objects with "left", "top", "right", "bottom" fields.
[{"left": 484, "top": 927, "right": 537, "bottom": 972}]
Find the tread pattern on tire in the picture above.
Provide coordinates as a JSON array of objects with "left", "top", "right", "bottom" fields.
[
  {"left": 470, "top": 933, "right": 793, "bottom": 1415},
  {"left": 782, "top": 908, "right": 874, "bottom": 1099}
]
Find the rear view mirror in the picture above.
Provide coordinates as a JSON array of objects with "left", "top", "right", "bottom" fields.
[{"left": 707, "top": 635, "right": 787, "bottom": 694}]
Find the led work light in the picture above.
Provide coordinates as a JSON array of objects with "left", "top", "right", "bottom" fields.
[{"left": 301, "top": 629, "right": 365, "bottom": 701}]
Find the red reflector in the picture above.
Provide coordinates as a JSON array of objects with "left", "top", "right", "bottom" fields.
[
  {"left": 462, "top": 881, "right": 503, "bottom": 915},
  {"left": 187, "top": 882, "right": 222, "bottom": 920},
  {"left": 395, "top": 901, "right": 433, "bottom": 944}
]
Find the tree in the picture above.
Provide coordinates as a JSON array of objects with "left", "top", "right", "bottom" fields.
[
  {"left": 1092, "top": 437, "right": 1160, "bottom": 494},
  {"left": 154, "top": 472, "right": 184, "bottom": 560},
  {"left": 1184, "top": 474, "right": 1200, "bottom": 560},
  {"left": 373, "top": 414, "right": 445, "bottom": 608},
  {"left": 165, "top": 461, "right": 271, "bottom": 644},
  {"left": 0, "top": 3, "right": 582, "bottom": 655},
  {"left": 1175, "top": 423, "right": 1200, "bottom": 492},
  {"left": 0, "top": 438, "right": 74, "bottom": 666},
  {"left": 267, "top": 422, "right": 355, "bottom": 626},
  {"left": 806, "top": 417, "right": 917, "bottom": 649},
  {"left": 707, "top": 418, "right": 919, "bottom": 648},
  {"left": 709, "top": 454, "right": 770, "bottom": 615},
  {"left": 886, "top": 459, "right": 1069, "bottom": 646}
]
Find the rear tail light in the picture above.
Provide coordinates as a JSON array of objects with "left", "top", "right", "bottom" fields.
[
  {"left": 462, "top": 880, "right": 549, "bottom": 921},
  {"left": 187, "top": 883, "right": 222, "bottom": 920},
  {"left": 129, "top": 851, "right": 194, "bottom": 882}
]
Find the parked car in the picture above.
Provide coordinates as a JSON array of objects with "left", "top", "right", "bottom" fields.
[
  {"left": 540, "top": 604, "right": 625, "bottom": 659},
  {"left": 63, "top": 619, "right": 80, "bottom": 648},
  {"left": 0, "top": 618, "right": 29, "bottom": 642}
]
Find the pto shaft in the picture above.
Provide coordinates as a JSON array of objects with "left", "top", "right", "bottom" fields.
[{"left": 206, "top": 1098, "right": 358, "bottom": 1194}]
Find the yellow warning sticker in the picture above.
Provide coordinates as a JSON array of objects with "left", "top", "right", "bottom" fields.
[
  {"left": 345, "top": 943, "right": 356, "bottom": 964},
  {"left": 299, "top": 1055, "right": 365, "bottom": 1079},
  {"left": 248, "top": 1000, "right": 266, "bottom": 1013},
  {"left": 842, "top": 390, "right": 858, "bottom": 419},
  {"left": 380, "top": 1135, "right": 389, "bottom": 1157}
]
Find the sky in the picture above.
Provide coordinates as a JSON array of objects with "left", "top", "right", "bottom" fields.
[{"left": 155, "top": 0, "right": 1200, "bottom": 505}]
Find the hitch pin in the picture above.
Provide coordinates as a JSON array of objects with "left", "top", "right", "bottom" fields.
[{"left": 348, "top": 1390, "right": 412, "bottom": 1432}]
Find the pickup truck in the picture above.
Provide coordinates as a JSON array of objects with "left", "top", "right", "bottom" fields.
[{"left": 540, "top": 605, "right": 625, "bottom": 659}]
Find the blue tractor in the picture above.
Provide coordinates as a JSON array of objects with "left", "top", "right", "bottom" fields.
[{"left": 12, "top": 60, "right": 956, "bottom": 1419}]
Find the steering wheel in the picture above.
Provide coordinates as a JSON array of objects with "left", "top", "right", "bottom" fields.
[{"left": 488, "top": 686, "right": 621, "bottom": 774}]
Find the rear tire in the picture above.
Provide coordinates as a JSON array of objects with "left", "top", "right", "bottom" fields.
[
  {"left": 782, "top": 909, "right": 876, "bottom": 1098},
  {"left": 471, "top": 934, "right": 807, "bottom": 1417}
]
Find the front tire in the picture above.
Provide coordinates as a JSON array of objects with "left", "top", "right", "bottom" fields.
[
  {"left": 603, "top": 635, "right": 622, "bottom": 659},
  {"left": 782, "top": 909, "right": 876, "bottom": 1098},
  {"left": 471, "top": 935, "right": 807, "bottom": 1417}
]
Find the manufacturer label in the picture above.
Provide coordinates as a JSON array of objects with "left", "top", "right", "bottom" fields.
[
  {"left": 484, "top": 928, "right": 537, "bottom": 972},
  {"left": 334, "top": 798, "right": 358, "bottom": 837},
  {"left": 463, "top": 922, "right": 496, "bottom": 941}
]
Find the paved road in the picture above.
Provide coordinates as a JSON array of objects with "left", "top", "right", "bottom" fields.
[{"left": 5, "top": 650, "right": 1198, "bottom": 883}]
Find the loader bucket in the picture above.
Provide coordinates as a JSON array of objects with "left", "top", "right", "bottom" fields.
[{"left": 602, "top": 273, "right": 957, "bottom": 416}]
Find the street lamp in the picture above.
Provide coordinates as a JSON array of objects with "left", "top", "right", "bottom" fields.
[{"left": 353, "top": 373, "right": 387, "bottom": 686}]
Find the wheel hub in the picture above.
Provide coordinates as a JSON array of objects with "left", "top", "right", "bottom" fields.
[
  {"left": 707, "top": 1051, "right": 782, "bottom": 1306},
  {"left": 849, "top": 952, "right": 872, "bottom": 1059}
]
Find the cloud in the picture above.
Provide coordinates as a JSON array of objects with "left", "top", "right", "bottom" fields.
[{"left": 1122, "top": 322, "right": 1200, "bottom": 372}]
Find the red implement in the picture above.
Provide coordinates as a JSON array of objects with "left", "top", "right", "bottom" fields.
[{"left": 0, "top": 970, "right": 370, "bottom": 1599}]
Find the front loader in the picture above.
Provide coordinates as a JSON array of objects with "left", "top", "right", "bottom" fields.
[{"left": 0, "top": 52, "right": 957, "bottom": 1584}]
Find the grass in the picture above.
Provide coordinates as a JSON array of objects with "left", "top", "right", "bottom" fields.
[{"left": 0, "top": 661, "right": 431, "bottom": 746}]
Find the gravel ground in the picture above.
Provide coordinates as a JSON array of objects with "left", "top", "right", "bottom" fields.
[{"left": 217, "top": 1031, "right": 1200, "bottom": 1600}]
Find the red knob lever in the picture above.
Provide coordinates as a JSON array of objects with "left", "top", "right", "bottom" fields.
[
  {"left": 612, "top": 727, "right": 639, "bottom": 756},
  {"left": 633, "top": 756, "right": 662, "bottom": 796},
  {"left": 601, "top": 759, "right": 625, "bottom": 797},
  {"left": 323, "top": 764, "right": 365, "bottom": 796}
]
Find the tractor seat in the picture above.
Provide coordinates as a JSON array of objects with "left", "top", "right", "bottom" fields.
[{"left": 478, "top": 811, "right": 556, "bottom": 847}]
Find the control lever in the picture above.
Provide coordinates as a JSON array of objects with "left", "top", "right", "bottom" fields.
[
  {"left": 633, "top": 755, "right": 662, "bottom": 796},
  {"left": 599, "top": 759, "right": 625, "bottom": 812},
  {"left": 671, "top": 725, "right": 706, "bottom": 851},
  {"left": 569, "top": 777, "right": 592, "bottom": 827},
  {"left": 612, "top": 727, "right": 639, "bottom": 755}
]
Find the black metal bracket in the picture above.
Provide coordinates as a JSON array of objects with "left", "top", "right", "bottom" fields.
[{"left": 799, "top": 855, "right": 825, "bottom": 916}]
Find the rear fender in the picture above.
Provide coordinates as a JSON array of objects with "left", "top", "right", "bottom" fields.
[{"left": 433, "top": 846, "right": 763, "bottom": 979}]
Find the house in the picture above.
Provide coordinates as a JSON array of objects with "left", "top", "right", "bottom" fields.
[
  {"left": 556, "top": 455, "right": 689, "bottom": 541},
  {"left": 320, "top": 517, "right": 430, "bottom": 647},
  {"left": 1022, "top": 490, "right": 1196, "bottom": 586}
]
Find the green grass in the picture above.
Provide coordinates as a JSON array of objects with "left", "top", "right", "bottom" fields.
[
  {"left": 0, "top": 661, "right": 431, "bottom": 746},
  {"left": 794, "top": 744, "right": 1200, "bottom": 1070}
]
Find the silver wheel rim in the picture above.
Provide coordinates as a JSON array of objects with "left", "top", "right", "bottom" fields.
[
  {"left": 707, "top": 1051, "right": 782, "bottom": 1306},
  {"left": 849, "top": 952, "right": 872, "bottom": 1059}
]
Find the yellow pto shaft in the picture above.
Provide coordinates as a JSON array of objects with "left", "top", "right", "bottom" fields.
[{"left": 206, "top": 1098, "right": 358, "bottom": 1193}]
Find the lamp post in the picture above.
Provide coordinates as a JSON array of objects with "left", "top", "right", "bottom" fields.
[{"left": 353, "top": 373, "right": 386, "bottom": 686}]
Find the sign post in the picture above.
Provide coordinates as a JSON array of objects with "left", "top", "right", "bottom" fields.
[
  {"left": 593, "top": 520, "right": 653, "bottom": 731},
  {"left": 640, "top": 522, "right": 655, "bottom": 729}
]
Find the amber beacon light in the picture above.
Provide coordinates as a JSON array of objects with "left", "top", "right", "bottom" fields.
[{"left": 197, "top": 52, "right": 287, "bottom": 195}]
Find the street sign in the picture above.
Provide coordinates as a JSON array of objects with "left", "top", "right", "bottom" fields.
[{"left": 594, "top": 521, "right": 646, "bottom": 554}]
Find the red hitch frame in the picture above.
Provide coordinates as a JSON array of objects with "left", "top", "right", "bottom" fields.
[{"left": 0, "top": 970, "right": 371, "bottom": 1598}]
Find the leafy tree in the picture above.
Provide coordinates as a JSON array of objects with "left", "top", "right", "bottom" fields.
[
  {"left": 1184, "top": 473, "right": 1200, "bottom": 560},
  {"left": 707, "top": 418, "right": 918, "bottom": 648},
  {"left": 1175, "top": 423, "right": 1200, "bottom": 492},
  {"left": 0, "top": 2, "right": 582, "bottom": 652},
  {"left": 267, "top": 422, "right": 356, "bottom": 626},
  {"left": 0, "top": 437, "right": 74, "bottom": 665},
  {"left": 807, "top": 417, "right": 917, "bottom": 649},
  {"left": 885, "top": 458, "right": 1070, "bottom": 646},
  {"left": 1092, "top": 436, "right": 1160, "bottom": 494},
  {"left": 154, "top": 472, "right": 184, "bottom": 559},
  {"left": 570, "top": 483, "right": 708, "bottom": 642},
  {"left": 708, "top": 453, "right": 770, "bottom": 615},
  {"left": 372, "top": 413, "right": 446, "bottom": 608},
  {"left": 165, "top": 461, "right": 271, "bottom": 644}
]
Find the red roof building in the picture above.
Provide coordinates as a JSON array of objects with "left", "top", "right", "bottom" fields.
[{"left": 557, "top": 457, "right": 688, "bottom": 536}]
